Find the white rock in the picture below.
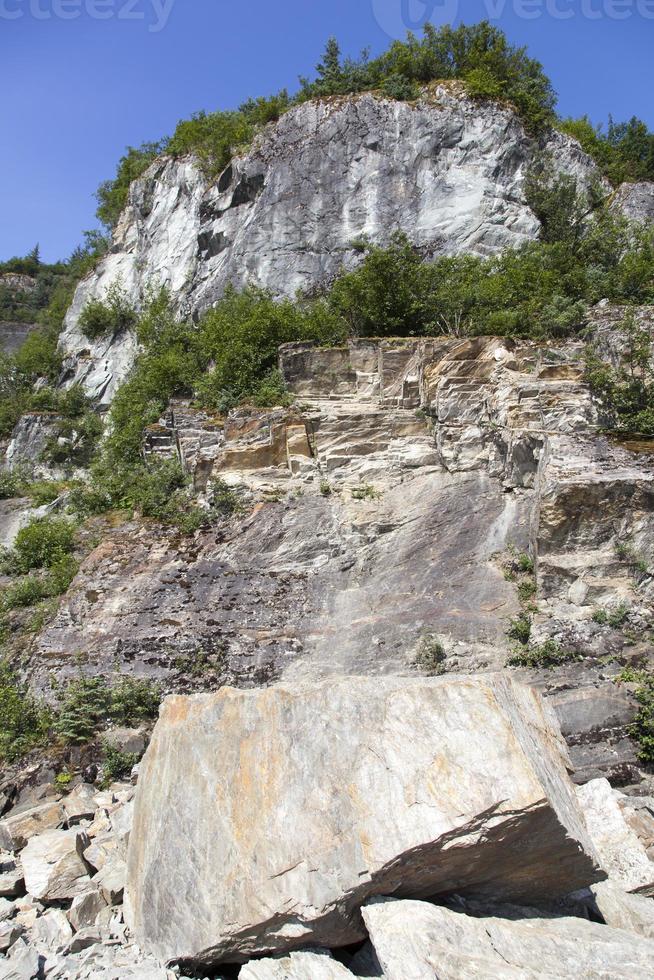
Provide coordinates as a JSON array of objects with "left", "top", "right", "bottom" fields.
[
  {"left": 0, "top": 921, "right": 23, "bottom": 953},
  {"left": 590, "top": 880, "right": 654, "bottom": 940},
  {"left": 361, "top": 897, "right": 654, "bottom": 979},
  {"left": 126, "top": 674, "right": 602, "bottom": 965},
  {"left": 61, "top": 785, "right": 97, "bottom": 826},
  {"left": 0, "top": 900, "right": 14, "bottom": 923},
  {"left": 577, "top": 778, "right": 654, "bottom": 894},
  {"left": 93, "top": 858, "right": 126, "bottom": 905},
  {"left": 0, "top": 801, "right": 63, "bottom": 851},
  {"left": 67, "top": 887, "right": 107, "bottom": 932},
  {"left": 21, "top": 830, "right": 92, "bottom": 902},
  {"left": 0, "top": 937, "right": 40, "bottom": 980},
  {"left": 240, "top": 950, "right": 354, "bottom": 979},
  {"left": 30, "top": 909, "right": 73, "bottom": 951}
]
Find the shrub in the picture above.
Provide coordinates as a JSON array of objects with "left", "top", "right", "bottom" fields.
[
  {"left": 78, "top": 282, "right": 137, "bottom": 340},
  {"left": 559, "top": 115, "right": 654, "bottom": 186},
  {"left": 0, "top": 470, "right": 23, "bottom": 500},
  {"left": 0, "top": 662, "right": 51, "bottom": 762},
  {"left": 11, "top": 518, "right": 75, "bottom": 573},
  {"left": 413, "top": 635, "right": 447, "bottom": 675},
  {"left": 507, "top": 639, "right": 579, "bottom": 669},
  {"left": 96, "top": 141, "right": 168, "bottom": 231},
  {"left": 507, "top": 614, "right": 531, "bottom": 644},
  {"left": 585, "top": 314, "right": 654, "bottom": 435},
  {"left": 101, "top": 744, "right": 140, "bottom": 785},
  {"left": 593, "top": 604, "right": 630, "bottom": 628},
  {"left": 54, "top": 675, "right": 160, "bottom": 745},
  {"left": 381, "top": 73, "right": 420, "bottom": 101}
]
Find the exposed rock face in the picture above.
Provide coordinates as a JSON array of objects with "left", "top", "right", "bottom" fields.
[
  {"left": 612, "top": 180, "right": 654, "bottom": 225},
  {"left": 240, "top": 950, "right": 355, "bottom": 979},
  {"left": 125, "top": 674, "right": 602, "bottom": 965},
  {"left": 57, "top": 88, "right": 598, "bottom": 403},
  {"left": 361, "top": 897, "right": 654, "bottom": 979},
  {"left": 576, "top": 778, "right": 654, "bottom": 895},
  {"left": 0, "top": 324, "right": 35, "bottom": 356},
  {"left": 31, "top": 315, "right": 654, "bottom": 787}
]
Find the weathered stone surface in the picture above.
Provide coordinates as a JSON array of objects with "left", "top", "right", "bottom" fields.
[
  {"left": 30, "top": 908, "right": 73, "bottom": 950},
  {"left": 362, "top": 897, "right": 654, "bottom": 979},
  {"left": 577, "top": 778, "right": 654, "bottom": 894},
  {"left": 0, "top": 801, "right": 63, "bottom": 851},
  {"left": 61, "top": 785, "right": 97, "bottom": 826},
  {"left": 0, "top": 937, "right": 40, "bottom": 980},
  {"left": 21, "top": 830, "right": 91, "bottom": 902},
  {"left": 589, "top": 880, "right": 654, "bottom": 939},
  {"left": 126, "top": 674, "right": 601, "bottom": 965},
  {"left": 0, "top": 859, "right": 23, "bottom": 899},
  {"left": 0, "top": 921, "right": 23, "bottom": 953},
  {"left": 67, "top": 887, "right": 107, "bottom": 932},
  {"left": 612, "top": 181, "right": 654, "bottom": 225},
  {"left": 58, "top": 90, "right": 597, "bottom": 404},
  {"left": 93, "top": 858, "right": 126, "bottom": 905},
  {"left": 240, "top": 950, "right": 355, "bottom": 979}
]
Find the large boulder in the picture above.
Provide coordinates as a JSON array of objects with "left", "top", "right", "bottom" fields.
[
  {"left": 361, "top": 897, "right": 654, "bottom": 979},
  {"left": 126, "top": 674, "right": 602, "bottom": 966},
  {"left": 576, "top": 778, "right": 654, "bottom": 894},
  {"left": 21, "top": 830, "right": 92, "bottom": 902}
]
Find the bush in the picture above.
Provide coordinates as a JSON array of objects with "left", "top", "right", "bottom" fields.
[
  {"left": 101, "top": 743, "right": 140, "bottom": 785},
  {"left": 507, "top": 639, "right": 579, "bottom": 669},
  {"left": 585, "top": 313, "right": 654, "bottom": 435},
  {"left": 560, "top": 115, "right": 654, "bottom": 186},
  {"left": 413, "top": 635, "right": 447, "bottom": 675},
  {"left": 11, "top": 517, "right": 75, "bottom": 573},
  {"left": 0, "top": 555, "right": 79, "bottom": 613},
  {"left": 0, "top": 662, "right": 51, "bottom": 762},
  {"left": 507, "top": 614, "right": 531, "bottom": 644},
  {"left": 78, "top": 282, "right": 137, "bottom": 340},
  {"left": 96, "top": 141, "right": 168, "bottom": 231},
  {"left": 54, "top": 675, "right": 160, "bottom": 745}
]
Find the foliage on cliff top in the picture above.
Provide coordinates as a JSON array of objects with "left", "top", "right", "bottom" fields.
[
  {"left": 559, "top": 115, "right": 654, "bottom": 186},
  {"left": 96, "top": 21, "right": 560, "bottom": 229}
]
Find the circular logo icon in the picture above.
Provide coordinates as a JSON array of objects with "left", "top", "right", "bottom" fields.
[{"left": 371, "top": 0, "right": 460, "bottom": 39}]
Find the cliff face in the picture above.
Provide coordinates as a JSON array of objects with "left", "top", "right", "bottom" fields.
[
  {"left": 33, "top": 306, "right": 654, "bottom": 787},
  {"left": 58, "top": 88, "right": 597, "bottom": 404}
]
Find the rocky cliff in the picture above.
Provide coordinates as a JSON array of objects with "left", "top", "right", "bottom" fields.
[
  {"left": 3, "top": 84, "right": 654, "bottom": 980},
  {"left": 58, "top": 87, "right": 597, "bottom": 405}
]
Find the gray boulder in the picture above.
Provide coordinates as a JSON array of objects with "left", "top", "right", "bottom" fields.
[
  {"left": 240, "top": 950, "right": 355, "bottom": 979},
  {"left": 361, "top": 897, "right": 654, "bottom": 979},
  {"left": 21, "top": 830, "right": 91, "bottom": 902},
  {"left": 126, "top": 674, "right": 602, "bottom": 965}
]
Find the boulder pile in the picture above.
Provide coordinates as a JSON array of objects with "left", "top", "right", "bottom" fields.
[{"left": 2, "top": 675, "right": 654, "bottom": 978}]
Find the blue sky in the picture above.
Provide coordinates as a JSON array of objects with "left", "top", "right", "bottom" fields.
[{"left": 1, "top": 0, "right": 652, "bottom": 262}]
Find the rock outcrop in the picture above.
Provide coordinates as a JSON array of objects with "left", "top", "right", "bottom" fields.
[
  {"left": 125, "top": 674, "right": 602, "bottom": 966},
  {"left": 361, "top": 897, "right": 654, "bottom": 979},
  {"left": 57, "top": 88, "right": 598, "bottom": 404}
]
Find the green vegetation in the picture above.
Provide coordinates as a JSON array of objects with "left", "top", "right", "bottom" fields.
[
  {"left": 0, "top": 661, "right": 52, "bottom": 762},
  {"left": 559, "top": 115, "right": 654, "bottom": 186},
  {"left": 507, "top": 613, "right": 532, "bottom": 645},
  {"left": 95, "top": 141, "right": 168, "bottom": 231},
  {"left": 585, "top": 314, "right": 654, "bottom": 436},
  {"left": 617, "top": 668, "right": 654, "bottom": 765},
  {"left": 54, "top": 675, "right": 161, "bottom": 745},
  {"left": 413, "top": 635, "right": 447, "bottom": 675},
  {"left": 351, "top": 483, "right": 381, "bottom": 501},
  {"left": 593, "top": 603, "right": 630, "bottom": 628},
  {"left": 101, "top": 743, "right": 140, "bottom": 785},
  {"left": 96, "top": 22, "right": 557, "bottom": 230},
  {"left": 507, "top": 639, "right": 579, "bottom": 669},
  {"left": 10, "top": 517, "right": 75, "bottom": 573},
  {"left": 78, "top": 281, "right": 138, "bottom": 340}
]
